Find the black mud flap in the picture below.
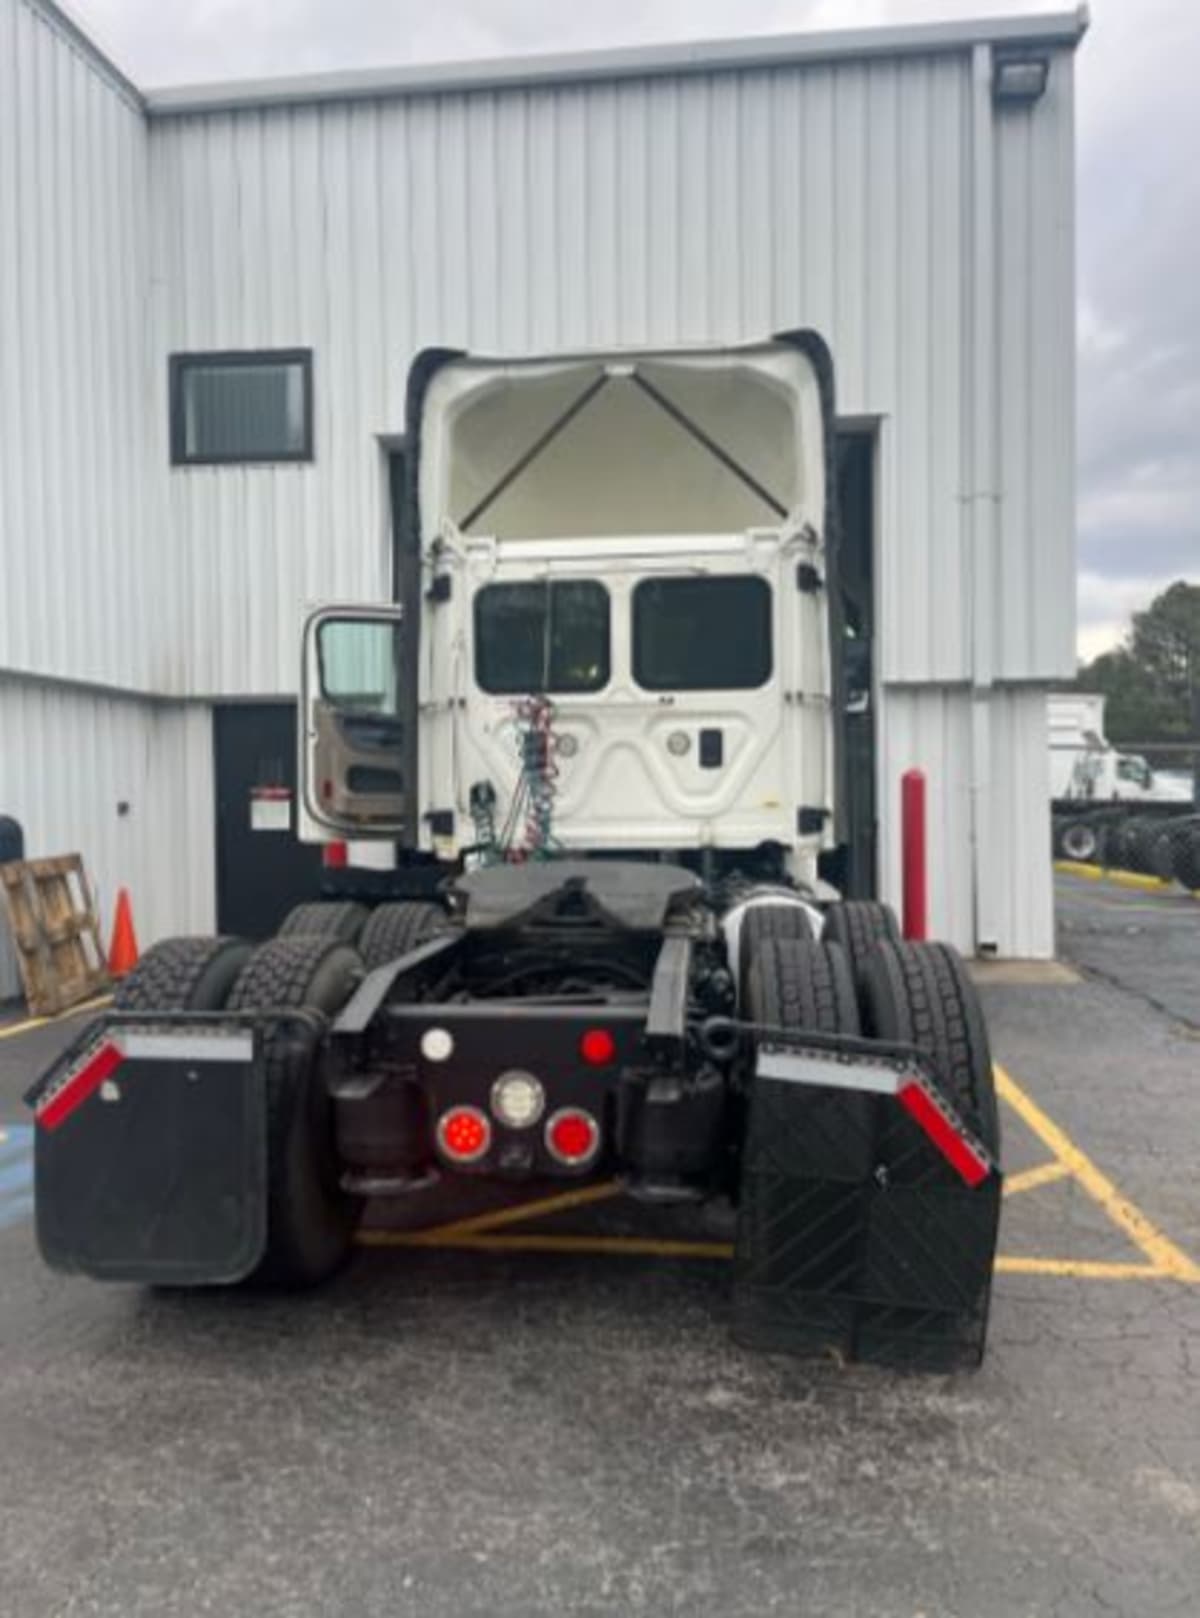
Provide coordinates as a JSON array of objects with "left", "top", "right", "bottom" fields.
[
  {"left": 26, "top": 1018, "right": 267, "bottom": 1285},
  {"left": 733, "top": 1040, "right": 1001, "bottom": 1372}
]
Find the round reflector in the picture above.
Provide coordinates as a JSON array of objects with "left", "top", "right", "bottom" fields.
[
  {"left": 545, "top": 1108, "right": 601, "bottom": 1168},
  {"left": 436, "top": 1106, "right": 491, "bottom": 1164},
  {"left": 579, "top": 1028, "right": 617, "bottom": 1067}
]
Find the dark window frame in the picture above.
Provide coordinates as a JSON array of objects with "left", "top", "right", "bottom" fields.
[
  {"left": 473, "top": 579, "right": 612, "bottom": 697},
  {"left": 632, "top": 574, "right": 774, "bottom": 692},
  {"left": 169, "top": 348, "right": 314, "bottom": 466}
]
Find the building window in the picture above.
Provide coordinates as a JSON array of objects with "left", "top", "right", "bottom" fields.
[
  {"left": 633, "top": 576, "right": 773, "bottom": 690},
  {"left": 474, "top": 581, "right": 610, "bottom": 695},
  {"left": 169, "top": 349, "right": 313, "bottom": 465}
]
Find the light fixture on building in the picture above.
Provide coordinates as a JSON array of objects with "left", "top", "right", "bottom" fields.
[{"left": 992, "top": 55, "right": 1050, "bottom": 104}]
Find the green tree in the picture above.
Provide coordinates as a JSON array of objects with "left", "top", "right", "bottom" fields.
[{"left": 1075, "top": 580, "right": 1200, "bottom": 744}]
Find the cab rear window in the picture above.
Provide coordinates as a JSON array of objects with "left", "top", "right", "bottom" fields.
[
  {"left": 474, "top": 581, "right": 610, "bottom": 695},
  {"left": 633, "top": 576, "right": 772, "bottom": 691}
]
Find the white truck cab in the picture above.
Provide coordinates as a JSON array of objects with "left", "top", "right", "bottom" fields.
[{"left": 302, "top": 339, "right": 849, "bottom": 885}]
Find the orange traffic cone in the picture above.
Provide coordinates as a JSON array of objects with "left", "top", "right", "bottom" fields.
[{"left": 107, "top": 887, "right": 140, "bottom": 977}]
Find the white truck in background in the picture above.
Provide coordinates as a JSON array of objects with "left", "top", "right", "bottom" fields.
[
  {"left": 1048, "top": 693, "right": 1190, "bottom": 805},
  {"left": 1049, "top": 693, "right": 1199, "bottom": 881}
]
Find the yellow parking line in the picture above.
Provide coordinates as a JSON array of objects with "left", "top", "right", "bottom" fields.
[
  {"left": 378, "top": 1180, "right": 623, "bottom": 1242},
  {"left": 993, "top": 1256, "right": 1164, "bottom": 1280},
  {"left": 1003, "top": 1161, "right": 1070, "bottom": 1197},
  {"left": 0, "top": 994, "right": 112, "bottom": 1042},
  {"left": 359, "top": 1229, "right": 735, "bottom": 1260},
  {"left": 358, "top": 1067, "right": 1200, "bottom": 1286},
  {"left": 995, "top": 1065, "right": 1200, "bottom": 1283},
  {"left": 357, "top": 1234, "right": 1174, "bottom": 1279}
]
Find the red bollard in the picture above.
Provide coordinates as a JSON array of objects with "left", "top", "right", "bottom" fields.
[{"left": 901, "top": 768, "right": 927, "bottom": 941}]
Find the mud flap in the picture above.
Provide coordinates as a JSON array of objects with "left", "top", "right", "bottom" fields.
[
  {"left": 27, "top": 1021, "right": 267, "bottom": 1284},
  {"left": 733, "top": 1043, "right": 1001, "bottom": 1371}
]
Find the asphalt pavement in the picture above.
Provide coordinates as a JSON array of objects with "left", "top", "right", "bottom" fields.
[{"left": 1, "top": 878, "right": 1198, "bottom": 1617}]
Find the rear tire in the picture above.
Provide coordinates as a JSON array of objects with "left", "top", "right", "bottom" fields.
[
  {"left": 820, "top": 900, "right": 901, "bottom": 986},
  {"left": 742, "top": 936, "right": 860, "bottom": 1035},
  {"left": 277, "top": 900, "right": 368, "bottom": 945},
  {"left": 1175, "top": 827, "right": 1200, "bottom": 892},
  {"left": 358, "top": 901, "right": 449, "bottom": 970},
  {"left": 736, "top": 903, "right": 818, "bottom": 994},
  {"left": 227, "top": 937, "right": 364, "bottom": 1286},
  {"left": 859, "top": 940, "right": 999, "bottom": 1155},
  {"left": 113, "top": 936, "right": 252, "bottom": 1013},
  {"left": 1060, "top": 820, "right": 1099, "bottom": 864}
]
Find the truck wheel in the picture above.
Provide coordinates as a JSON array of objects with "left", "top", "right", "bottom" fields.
[
  {"left": 733, "top": 939, "right": 870, "bottom": 1360},
  {"left": 737, "top": 903, "right": 819, "bottom": 993},
  {"left": 743, "top": 937, "right": 860, "bottom": 1035},
  {"left": 1122, "top": 819, "right": 1154, "bottom": 873},
  {"left": 1175, "top": 828, "right": 1200, "bottom": 892},
  {"left": 226, "top": 937, "right": 364, "bottom": 1286},
  {"left": 277, "top": 901, "right": 368, "bottom": 944},
  {"left": 859, "top": 940, "right": 999, "bottom": 1155},
  {"left": 1060, "top": 820, "right": 1099, "bottom": 863},
  {"left": 1148, "top": 827, "right": 1177, "bottom": 881},
  {"left": 358, "top": 901, "right": 449, "bottom": 970},
  {"left": 113, "top": 936, "right": 252, "bottom": 1013},
  {"left": 820, "top": 900, "right": 901, "bottom": 985}
]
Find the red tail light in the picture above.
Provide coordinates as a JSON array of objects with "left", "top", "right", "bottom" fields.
[
  {"left": 545, "top": 1108, "right": 601, "bottom": 1168},
  {"left": 436, "top": 1106, "right": 491, "bottom": 1164},
  {"left": 323, "top": 840, "right": 348, "bottom": 868},
  {"left": 579, "top": 1027, "right": 617, "bottom": 1067}
]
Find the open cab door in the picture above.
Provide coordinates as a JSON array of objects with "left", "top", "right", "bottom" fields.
[{"left": 300, "top": 605, "right": 412, "bottom": 842}]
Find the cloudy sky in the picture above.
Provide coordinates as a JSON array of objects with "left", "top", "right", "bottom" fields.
[{"left": 74, "top": 0, "right": 1198, "bottom": 663}]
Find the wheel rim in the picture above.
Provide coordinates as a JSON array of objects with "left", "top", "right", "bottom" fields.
[{"left": 1062, "top": 825, "right": 1097, "bottom": 862}]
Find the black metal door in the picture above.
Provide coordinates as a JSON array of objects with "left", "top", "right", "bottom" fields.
[
  {"left": 213, "top": 704, "right": 324, "bottom": 938},
  {"left": 836, "top": 430, "right": 878, "bottom": 900}
]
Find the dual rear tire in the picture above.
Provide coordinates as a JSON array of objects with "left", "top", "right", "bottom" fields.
[
  {"left": 113, "top": 932, "right": 365, "bottom": 1287},
  {"left": 736, "top": 912, "right": 1000, "bottom": 1367},
  {"left": 740, "top": 921, "right": 998, "bottom": 1159}
]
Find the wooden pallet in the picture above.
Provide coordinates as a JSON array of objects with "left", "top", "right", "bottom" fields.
[{"left": 0, "top": 855, "right": 111, "bottom": 1016}]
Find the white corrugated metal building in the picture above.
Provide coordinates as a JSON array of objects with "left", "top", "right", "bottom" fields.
[{"left": 0, "top": 0, "right": 1085, "bottom": 990}]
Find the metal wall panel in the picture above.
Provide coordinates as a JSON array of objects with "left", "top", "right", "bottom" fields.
[
  {"left": 0, "top": 0, "right": 166, "bottom": 692},
  {"left": 878, "top": 684, "right": 1054, "bottom": 958},
  {"left": 147, "top": 47, "right": 1075, "bottom": 698},
  {"left": 993, "top": 53, "right": 1077, "bottom": 680},
  {"left": 0, "top": 674, "right": 215, "bottom": 1001},
  {"left": 878, "top": 685, "right": 975, "bottom": 953},
  {"left": 986, "top": 685, "right": 1055, "bottom": 958}
]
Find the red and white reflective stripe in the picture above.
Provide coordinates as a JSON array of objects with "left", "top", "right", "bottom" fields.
[
  {"left": 897, "top": 1078, "right": 992, "bottom": 1188},
  {"left": 34, "top": 1029, "right": 254, "bottom": 1133},
  {"left": 36, "top": 1041, "right": 124, "bottom": 1133},
  {"left": 755, "top": 1045, "right": 994, "bottom": 1187}
]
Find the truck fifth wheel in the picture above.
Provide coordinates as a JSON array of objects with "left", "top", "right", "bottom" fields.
[{"left": 27, "top": 336, "right": 1002, "bottom": 1370}]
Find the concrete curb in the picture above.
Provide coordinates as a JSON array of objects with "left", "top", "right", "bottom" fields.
[{"left": 1055, "top": 860, "right": 1198, "bottom": 898}]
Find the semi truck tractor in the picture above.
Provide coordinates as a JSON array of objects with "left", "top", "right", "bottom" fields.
[
  {"left": 28, "top": 336, "right": 1002, "bottom": 1370},
  {"left": 1049, "top": 693, "right": 1198, "bottom": 878}
]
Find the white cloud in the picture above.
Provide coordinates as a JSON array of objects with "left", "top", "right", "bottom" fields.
[{"left": 1075, "top": 569, "right": 1181, "bottom": 664}]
